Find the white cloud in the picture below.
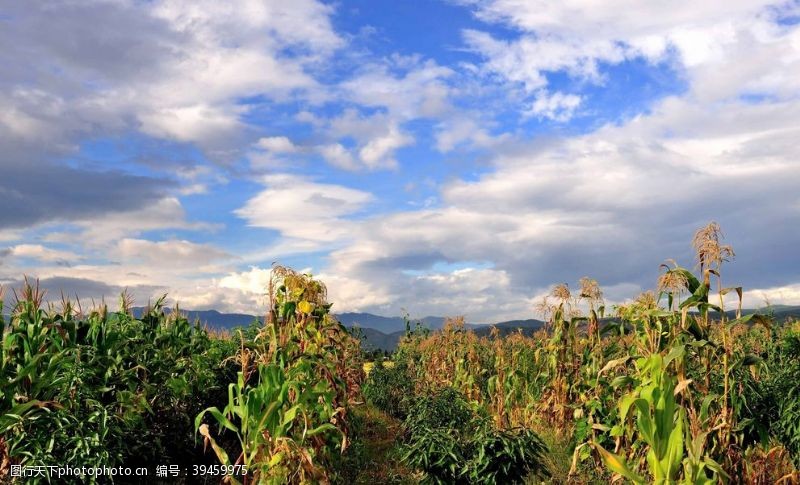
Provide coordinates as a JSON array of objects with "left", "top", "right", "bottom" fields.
[
  {"left": 256, "top": 136, "right": 298, "bottom": 153},
  {"left": 459, "top": 0, "right": 795, "bottom": 107},
  {"left": 117, "top": 239, "right": 231, "bottom": 269},
  {"left": 358, "top": 124, "right": 413, "bottom": 170},
  {"left": 235, "top": 174, "right": 374, "bottom": 243},
  {"left": 527, "top": 91, "right": 582, "bottom": 121},
  {"left": 297, "top": 57, "right": 456, "bottom": 171},
  {"left": 218, "top": 266, "right": 272, "bottom": 295},
  {"left": 461, "top": 0, "right": 768, "bottom": 50},
  {"left": 1, "top": 0, "right": 343, "bottom": 160},
  {"left": 746, "top": 283, "right": 800, "bottom": 308},
  {"left": 463, "top": 29, "right": 627, "bottom": 91},
  {"left": 321, "top": 110, "right": 416, "bottom": 170},
  {"left": 7, "top": 244, "right": 81, "bottom": 264},
  {"left": 0, "top": 237, "right": 240, "bottom": 313},
  {"left": 340, "top": 57, "right": 454, "bottom": 118},
  {"left": 74, "top": 197, "right": 219, "bottom": 246},
  {"left": 137, "top": 104, "right": 244, "bottom": 146},
  {"left": 319, "top": 143, "right": 358, "bottom": 171},
  {"left": 305, "top": 69, "right": 800, "bottom": 319},
  {"left": 316, "top": 271, "right": 395, "bottom": 313},
  {"left": 4, "top": 0, "right": 800, "bottom": 321},
  {"left": 435, "top": 116, "right": 505, "bottom": 152},
  {"left": 151, "top": 0, "right": 342, "bottom": 53},
  {"left": 0, "top": 230, "right": 24, "bottom": 243},
  {"left": 249, "top": 133, "right": 407, "bottom": 173}
]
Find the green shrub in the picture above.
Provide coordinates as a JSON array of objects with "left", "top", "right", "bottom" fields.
[
  {"left": 363, "top": 361, "right": 414, "bottom": 419},
  {"left": 775, "top": 331, "right": 800, "bottom": 466},
  {"left": 464, "top": 426, "right": 551, "bottom": 484},
  {"left": 401, "top": 388, "right": 549, "bottom": 484},
  {"left": 739, "top": 328, "right": 800, "bottom": 466},
  {"left": 404, "top": 387, "right": 474, "bottom": 434},
  {"left": 777, "top": 389, "right": 800, "bottom": 467}
]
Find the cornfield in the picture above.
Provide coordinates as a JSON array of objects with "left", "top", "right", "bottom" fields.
[{"left": 2, "top": 223, "right": 800, "bottom": 484}]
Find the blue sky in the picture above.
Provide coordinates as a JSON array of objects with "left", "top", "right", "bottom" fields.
[{"left": 1, "top": 0, "right": 799, "bottom": 320}]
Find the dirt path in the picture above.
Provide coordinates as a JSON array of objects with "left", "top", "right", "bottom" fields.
[{"left": 337, "top": 404, "right": 417, "bottom": 485}]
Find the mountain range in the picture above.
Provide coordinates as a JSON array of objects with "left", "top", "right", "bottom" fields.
[
  {"left": 168, "top": 305, "right": 800, "bottom": 351},
  {"left": 127, "top": 307, "right": 546, "bottom": 351},
  {"left": 6, "top": 305, "right": 798, "bottom": 352}
]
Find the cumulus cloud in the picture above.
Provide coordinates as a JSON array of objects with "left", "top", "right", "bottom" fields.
[
  {"left": 0, "top": 162, "right": 173, "bottom": 230},
  {"left": 3, "top": 0, "right": 799, "bottom": 322},
  {"left": 463, "top": 28, "right": 627, "bottom": 91},
  {"left": 0, "top": 2, "right": 338, "bottom": 317},
  {"left": 357, "top": 124, "right": 414, "bottom": 170},
  {"left": 526, "top": 91, "right": 583, "bottom": 121},
  {"left": 460, "top": 0, "right": 771, "bottom": 67},
  {"left": 271, "top": 108, "right": 418, "bottom": 171},
  {"left": 257, "top": 136, "right": 299, "bottom": 153},
  {"left": 116, "top": 239, "right": 232, "bottom": 269},
  {"left": 0, "top": 236, "right": 240, "bottom": 314},
  {"left": 296, "top": 56, "right": 456, "bottom": 171},
  {"left": 319, "top": 143, "right": 359, "bottom": 171},
  {"left": 0, "top": 0, "right": 344, "bottom": 238},
  {"left": 68, "top": 198, "right": 218, "bottom": 247},
  {"left": 0, "top": 276, "right": 167, "bottom": 308},
  {"left": 313, "top": 94, "right": 800, "bottom": 319},
  {"left": 277, "top": 1, "right": 800, "bottom": 320},
  {"left": 327, "top": 110, "right": 414, "bottom": 166},
  {"left": 339, "top": 57, "right": 454, "bottom": 119},
  {"left": 1, "top": 0, "right": 340, "bottom": 152},
  {"left": 0, "top": 1, "right": 358, "bottom": 315},
  {"left": 6, "top": 245, "right": 81, "bottom": 265},
  {"left": 459, "top": 1, "right": 795, "bottom": 109},
  {"left": 434, "top": 116, "right": 506, "bottom": 152},
  {"left": 235, "top": 174, "right": 374, "bottom": 243}
]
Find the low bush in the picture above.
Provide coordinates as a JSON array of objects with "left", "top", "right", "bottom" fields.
[
  {"left": 363, "top": 360, "right": 414, "bottom": 419},
  {"left": 739, "top": 327, "right": 800, "bottom": 467},
  {"left": 401, "top": 387, "right": 549, "bottom": 484},
  {"left": 774, "top": 331, "right": 800, "bottom": 466}
]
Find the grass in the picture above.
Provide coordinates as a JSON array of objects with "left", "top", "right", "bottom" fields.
[{"left": 337, "top": 404, "right": 417, "bottom": 485}]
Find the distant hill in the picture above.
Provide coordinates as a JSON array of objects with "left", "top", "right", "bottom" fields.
[
  {"left": 344, "top": 316, "right": 547, "bottom": 351},
  {"left": 348, "top": 327, "right": 405, "bottom": 352},
  {"left": 492, "top": 319, "right": 546, "bottom": 330},
  {"left": 337, "top": 313, "right": 413, "bottom": 334},
  {"left": 336, "top": 313, "right": 450, "bottom": 334},
  {"left": 182, "top": 309, "right": 263, "bottom": 328},
  {"left": 133, "top": 307, "right": 263, "bottom": 328},
  {"left": 47, "top": 305, "right": 800, "bottom": 352},
  {"left": 753, "top": 306, "right": 800, "bottom": 321}
]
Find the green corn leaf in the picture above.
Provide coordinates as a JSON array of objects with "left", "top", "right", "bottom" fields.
[
  {"left": 197, "top": 406, "right": 238, "bottom": 433},
  {"left": 619, "top": 394, "right": 638, "bottom": 421},
  {"left": 306, "top": 422, "right": 338, "bottom": 437},
  {"left": 593, "top": 442, "right": 645, "bottom": 484},
  {"left": 731, "top": 354, "right": 762, "bottom": 372},
  {"left": 282, "top": 404, "right": 301, "bottom": 428}
]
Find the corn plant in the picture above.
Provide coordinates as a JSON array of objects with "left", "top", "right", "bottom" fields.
[
  {"left": 1, "top": 279, "right": 232, "bottom": 483},
  {"left": 593, "top": 352, "right": 728, "bottom": 484},
  {"left": 390, "top": 222, "right": 798, "bottom": 482},
  {"left": 196, "top": 266, "right": 363, "bottom": 484}
]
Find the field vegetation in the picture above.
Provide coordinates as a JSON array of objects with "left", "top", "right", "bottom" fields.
[{"left": 2, "top": 223, "right": 799, "bottom": 483}]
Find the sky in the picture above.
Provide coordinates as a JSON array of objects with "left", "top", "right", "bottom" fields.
[{"left": 1, "top": 0, "right": 799, "bottom": 321}]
